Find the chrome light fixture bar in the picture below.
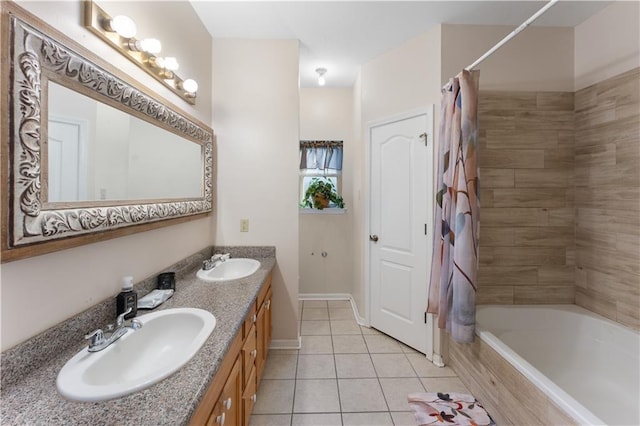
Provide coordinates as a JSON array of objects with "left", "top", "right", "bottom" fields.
[{"left": 84, "top": 0, "right": 198, "bottom": 105}]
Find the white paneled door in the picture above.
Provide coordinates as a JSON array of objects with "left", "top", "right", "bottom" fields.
[
  {"left": 48, "top": 116, "right": 87, "bottom": 202},
  {"left": 369, "top": 108, "right": 433, "bottom": 355}
]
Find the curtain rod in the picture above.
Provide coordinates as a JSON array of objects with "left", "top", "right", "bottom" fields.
[{"left": 465, "top": 0, "right": 560, "bottom": 71}]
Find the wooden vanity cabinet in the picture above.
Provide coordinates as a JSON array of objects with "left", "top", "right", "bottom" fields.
[{"left": 190, "top": 274, "right": 272, "bottom": 426}]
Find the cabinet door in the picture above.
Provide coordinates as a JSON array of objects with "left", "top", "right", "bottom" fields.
[
  {"left": 206, "top": 401, "right": 224, "bottom": 426},
  {"left": 219, "top": 357, "right": 242, "bottom": 426},
  {"left": 241, "top": 324, "right": 257, "bottom": 388},
  {"left": 255, "top": 303, "right": 267, "bottom": 387},
  {"left": 242, "top": 366, "right": 257, "bottom": 426},
  {"left": 265, "top": 288, "right": 272, "bottom": 353}
]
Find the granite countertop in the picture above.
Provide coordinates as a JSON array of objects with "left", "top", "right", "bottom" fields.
[{"left": 1, "top": 249, "right": 275, "bottom": 426}]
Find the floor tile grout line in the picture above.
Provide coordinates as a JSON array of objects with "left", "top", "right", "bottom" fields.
[
  {"left": 259, "top": 300, "right": 452, "bottom": 425},
  {"left": 289, "top": 311, "right": 302, "bottom": 426}
]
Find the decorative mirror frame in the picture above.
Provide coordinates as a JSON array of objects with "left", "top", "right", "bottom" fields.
[{"left": 1, "top": 4, "right": 214, "bottom": 261}]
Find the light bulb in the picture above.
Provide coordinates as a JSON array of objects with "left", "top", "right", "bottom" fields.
[
  {"left": 164, "top": 57, "right": 179, "bottom": 71},
  {"left": 149, "top": 56, "right": 165, "bottom": 69},
  {"left": 318, "top": 76, "right": 326, "bottom": 86},
  {"left": 139, "top": 38, "right": 162, "bottom": 54},
  {"left": 108, "top": 15, "right": 137, "bottom": 39},
  {"left": 128, "top": 38, "right": 162, "bottom": 54},
  {"left": 182, "top": 79, "right": 198, "bottom": 93}
]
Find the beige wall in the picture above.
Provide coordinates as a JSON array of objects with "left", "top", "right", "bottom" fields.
[
  {"left": 351, "top": 72, "right": 365, "bottom": 314},
  {"left": 441, "top": 24, "right": 574, "bottom": 92},
  {"left": 353, "top": 26, "right": 443, "bottom": 320},
  {"left": 212, "top": 39, "right": 300, "bottom": 343},
  {"left": 299, "top": 88, "right": 354, "bottom": 295},
  {"left": 1, "top": 1, "right": 214, "bottom": 351},
  {"left": 574, "top": 1, "right": 640, "bottom": 91}
]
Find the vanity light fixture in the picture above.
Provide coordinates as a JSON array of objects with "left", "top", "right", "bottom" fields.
[
  {"left": 316, "top": 68, "right": 327, "bottom": 86},
  {"left": 85, "top": 0, "right": 198, "bottom": 105}
]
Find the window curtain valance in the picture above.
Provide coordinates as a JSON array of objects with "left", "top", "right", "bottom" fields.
[{"left": 299, "top": 140, "right": 343, "bottom": 171}]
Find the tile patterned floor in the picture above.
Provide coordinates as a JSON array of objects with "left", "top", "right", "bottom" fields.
[{"left": 250, "top": 300, "right": 469, "bottom": 426}]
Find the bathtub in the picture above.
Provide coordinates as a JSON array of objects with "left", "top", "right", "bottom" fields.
[{"left": 465, "top": 305, "right": 639, "bottom": 426}]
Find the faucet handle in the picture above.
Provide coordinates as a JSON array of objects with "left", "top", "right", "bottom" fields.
[
  {"left": 84, "top": 329, "right": 105, "bottom": 347},
  {"left": 116, "top": 307, "right": 133, "bottom": 327}
]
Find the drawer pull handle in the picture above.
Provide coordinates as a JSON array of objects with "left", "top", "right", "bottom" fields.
[
  {"left": 266, "top": 300, "right": 271, "bottom": 310},
  {"left": 252, "top": 314, "right": 257, "bottom": 323},
  {"left": 224, "top": 397, "right": 232, "bottom": 410},
  {"left": 216, "top": 412, "right": 225, "bottom": 425},
  {"left": 251, "top": 349, "right": 257, "bottom": 358},
  {"left": 251, "top": 394, "right": 257, "bottom": 403}
]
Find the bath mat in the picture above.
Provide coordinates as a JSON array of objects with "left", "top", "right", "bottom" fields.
[{"left": 407, "top": 392, "right": 495, "bottom": 425}]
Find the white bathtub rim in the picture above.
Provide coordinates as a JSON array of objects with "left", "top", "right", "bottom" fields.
[{"left": 475, "top": 305, "right": 609, "bottom": 426}]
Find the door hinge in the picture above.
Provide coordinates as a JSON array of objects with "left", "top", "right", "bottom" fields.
[
  {"left": 424, "top": 312, "right": 428, "bottom": 324},
  {"left": 419, "top": 133, "right": 428, "bottom": 146}
]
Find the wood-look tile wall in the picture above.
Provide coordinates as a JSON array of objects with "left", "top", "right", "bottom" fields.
[
  {"left": 478, "top": 91, "right": 576, "bottom": 304},
  {"left": 574, "top": 68, "right": 640, "bottom": 330}
]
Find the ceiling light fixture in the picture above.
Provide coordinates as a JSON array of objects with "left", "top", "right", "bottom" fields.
[
  {"left": 316, "top": 68, "right": 327, "bottom": 86},
  {"left": 85, "top": 0, "right": 198, "bottom": 105}
]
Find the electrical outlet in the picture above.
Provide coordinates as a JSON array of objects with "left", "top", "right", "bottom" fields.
[{"left": 240, "top": 219, "right": 249, "bottom": 232}]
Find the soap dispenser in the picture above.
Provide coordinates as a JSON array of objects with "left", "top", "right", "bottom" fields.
[{"left": 116, "top": 276, "right": 137, "bottom": 320}]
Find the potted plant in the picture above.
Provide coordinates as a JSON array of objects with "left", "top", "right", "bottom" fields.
[{"left": 301, "top": 177, "right": 345, "bottom": 210}]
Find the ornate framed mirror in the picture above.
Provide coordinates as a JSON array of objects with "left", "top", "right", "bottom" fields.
[{"left": 1, "top": 4, "right": 214, "bottom": 261}]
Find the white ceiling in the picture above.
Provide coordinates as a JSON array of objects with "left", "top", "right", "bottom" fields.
[{"left": 190, "top": 1, "right": 611, "bottom": 87}]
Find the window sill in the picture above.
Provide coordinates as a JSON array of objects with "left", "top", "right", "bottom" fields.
[{"left": 299, "top": 208, "right": 347, "bottom": 215}]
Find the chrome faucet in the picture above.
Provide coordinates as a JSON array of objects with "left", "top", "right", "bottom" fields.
[
  {"left": 202, "top": 253, "right": 231, "bottom": 271},
  {"left": 84, "top": 308, "right": 143, "bottom": 352}
]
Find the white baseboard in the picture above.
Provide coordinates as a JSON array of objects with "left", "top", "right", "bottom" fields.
[
  {"left": 432, "top": 353, "right": 445, "bottom": 367},
  {"left": 270, "top": 337, "right": 302, "bottom": 350},
  {"left": 348, "top": 294, "right": 369, "bottom": 327},
  {"left": 299, "top": 293, "right": 369, "bottom": 327}
]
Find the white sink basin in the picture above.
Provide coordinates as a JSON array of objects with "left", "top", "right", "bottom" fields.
[
  {"left": 57, "top": 307, "right": 216, "bottom": 402},
  {"left": 197, "top": 258, "right": 261, "bottom": 282}
]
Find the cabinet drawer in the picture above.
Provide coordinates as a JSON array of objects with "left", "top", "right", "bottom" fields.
[
  {"left": 243, "top": 303, "right": 257, "bottom": 340},
  {"left": 257, "top": 274, "right": 272, "bottom": 307},
  {"left": 241, "top": 324, "right": 257, "bottom": 388}
]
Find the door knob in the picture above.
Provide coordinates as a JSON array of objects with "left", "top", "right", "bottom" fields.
[{"left": 369, "top": 235, "right": 379, "bottom": 242}]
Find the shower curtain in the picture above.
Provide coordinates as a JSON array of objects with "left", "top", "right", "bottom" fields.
[{"left": 427, "top": 69, "right": 480, "bottom": 344}]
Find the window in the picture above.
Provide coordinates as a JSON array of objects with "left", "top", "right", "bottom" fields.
[{"left": 299, "top": 140, "right": 343, "bottom": 209}]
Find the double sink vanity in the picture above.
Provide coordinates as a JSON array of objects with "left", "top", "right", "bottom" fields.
[{"left": 1, "top": 247, "right": 275, "bottom": 425}]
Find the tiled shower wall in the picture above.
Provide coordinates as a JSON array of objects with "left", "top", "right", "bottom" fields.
[
  {"left": 574, "top": 68, "right": 640, "bottom": 330},
  {"left": 477, "top": 91, "right": 576, "bottom": 304}
]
